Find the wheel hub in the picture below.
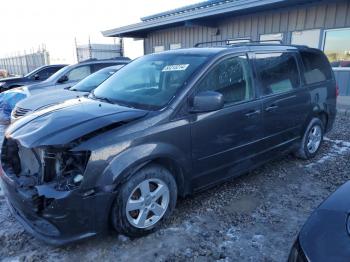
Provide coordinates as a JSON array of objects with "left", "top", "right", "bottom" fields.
[
  {"left": 126, "top": 178, "right": 170, "bottom": 229},
  {"left": 307, "top": 125, "right": 322, "bottom": 154}
]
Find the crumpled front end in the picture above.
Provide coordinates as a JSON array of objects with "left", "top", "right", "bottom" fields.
[{"left": 0, "top": 137, "right": 115, "bottom": 245}]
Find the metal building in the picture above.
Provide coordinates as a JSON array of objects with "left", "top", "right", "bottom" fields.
[{"left": 103, "top": 0, "right": 350, "bottom": 95}]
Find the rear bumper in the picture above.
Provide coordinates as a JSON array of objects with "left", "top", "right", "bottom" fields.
[{"left": 0, "top": 167, "right": 115, "bottom": 246}]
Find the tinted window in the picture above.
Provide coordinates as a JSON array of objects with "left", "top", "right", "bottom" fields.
[
  {"left": 36, "top": 67, "right": 60, "bottom": 80},
  {"left": 93, "top": 63, "right": 116, "bottom": 72},
  {"left": 197, "top": 55, "right": 253, "bottom": 105},
  {"left": 255, "top": 53, "right": 300, "bottom": 96},
  {"left": 300, "top": 51, "right": 333, "bottom": 84},
  {"left": 93, "top": 53, "right": 209, "bottom": 110},
  {"left": 66, "top": 65, "right": 91, "bottom": 82}
]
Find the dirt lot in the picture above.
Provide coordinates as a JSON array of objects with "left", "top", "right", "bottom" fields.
[{"left": 1, "top": 115, "right": 350, "bottom": 262}]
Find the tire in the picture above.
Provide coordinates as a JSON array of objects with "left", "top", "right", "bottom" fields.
[
  {"left": 295, "top": 117, "right": 324, "bottom": 160},
  {"left": 111, "top": 164, "right": 177, "bottom": 237}
]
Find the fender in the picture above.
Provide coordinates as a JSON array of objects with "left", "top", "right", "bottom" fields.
[{"left": 95, "top": 142, "right": 191, "bottom": 193}]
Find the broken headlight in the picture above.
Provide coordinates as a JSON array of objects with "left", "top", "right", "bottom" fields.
[{"left": 39, "top": 148, "right": 90, "bottom": 191}]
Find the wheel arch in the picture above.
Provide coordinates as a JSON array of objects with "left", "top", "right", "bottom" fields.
[
  {"left": 97, "top": 143, "right": 191, "bottom": 197},
  {"left": 302, "top": 110, "right": 329, "bottom": 136}
]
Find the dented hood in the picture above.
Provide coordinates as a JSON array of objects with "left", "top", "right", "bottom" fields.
[{"left": 6, "top": 97, "right": 148, "bottom": 148}]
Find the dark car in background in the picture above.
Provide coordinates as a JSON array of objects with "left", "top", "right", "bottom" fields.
[
  {"left": 11, "top": 65, "right": 125, "bottom": 121},
  {"left": 0, "top": 43, "right": 336, "bottom": 245},
  {"left": 0, "top": 64, "right": 67, "bottom": 92},
  {"left": 288, "top": 181, "right": 350, "bottom": 262}
]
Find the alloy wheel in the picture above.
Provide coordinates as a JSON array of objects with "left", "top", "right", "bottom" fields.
[
  {"left": 126, "top": 178, "right": 170, "bottom": 229},
  {"left": 306, "top": 125, "right": 322, "bottom": 154}
]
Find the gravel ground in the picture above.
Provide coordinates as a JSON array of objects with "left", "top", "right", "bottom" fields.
[{"left": 1, "top": 115, "right": 350, "bottom": 262}]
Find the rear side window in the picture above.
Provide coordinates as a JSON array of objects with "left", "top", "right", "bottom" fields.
[
  {"left": 300, "top": 51, "right": 332, "bottom": 84},
  {"left": 255, "top": 52, "right": 300, "bottom": 96}
]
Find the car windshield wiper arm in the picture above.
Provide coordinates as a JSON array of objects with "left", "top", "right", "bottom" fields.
[{"left": 90, "top": 91, "right": 114, "bottom": 104}]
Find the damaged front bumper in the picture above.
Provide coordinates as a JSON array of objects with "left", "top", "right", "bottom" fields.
[
  {"left": 0, "top": 168, "right": 115, "bottom": 245},
  {"left": 0, "top": 138, "right": 116, "bottom": 245}
]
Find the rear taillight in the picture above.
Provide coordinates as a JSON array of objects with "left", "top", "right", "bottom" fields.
[{"left": 336, "top": 84, "right": 339, "bottom": 97}]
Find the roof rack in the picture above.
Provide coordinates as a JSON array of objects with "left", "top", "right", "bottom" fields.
[{"left": 194, "top": 39, "right": 283, "bottom": 48}]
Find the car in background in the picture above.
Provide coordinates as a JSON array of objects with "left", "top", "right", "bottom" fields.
[
  {"left": 11, "top": 65, "right": 124, "bottom": 122},
  {"left": 288, "top": 181, "right": 350, "bottom": 262},
  {"left": 0, "top": 58, "right": 130, "bottom": 123},
  {"left": 0, "top": 64, "right": 67, "bottom": 92},
  {"left": 330, "top": 60, "right": 350, "bottom": 68}
]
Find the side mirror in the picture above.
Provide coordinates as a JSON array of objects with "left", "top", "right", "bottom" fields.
[
  {"left": 190, "top": 91, "right": 224, "bottom": 113},
  {"left": 34, "top": 74, "right": 40, "bottom": 80},
  {"left": 57, "top": 75, "right": 68, "bottom": 84}
]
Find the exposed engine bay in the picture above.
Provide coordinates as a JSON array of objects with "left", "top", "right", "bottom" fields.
[{"left": 1, "top": 138, "right": 90, "bottom": 192}]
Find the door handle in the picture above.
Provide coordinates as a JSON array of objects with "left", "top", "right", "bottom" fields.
[
  {"left": 245, "top": 109, "right": 261, "bottom": 117},
  {"left": 265, "top": 104, "right": 279, "bottom": 112}
]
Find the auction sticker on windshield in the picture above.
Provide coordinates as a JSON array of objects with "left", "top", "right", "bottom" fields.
[{"left": 162, "top": 64, "right": 190, "bottom": 72}]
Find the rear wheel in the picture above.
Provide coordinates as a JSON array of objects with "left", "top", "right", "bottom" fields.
[
  {"left": 295, "top": 118, "right": 324, "bottom": 160},
  {"left": 111, "top": 164, "right": 177, "bottom": 237}
]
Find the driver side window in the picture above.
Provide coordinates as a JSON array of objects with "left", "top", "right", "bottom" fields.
[
  {"left": 197, "top": 55, "right": 254, "bottom": 105},
  {"left": 66, "top": 65, "right": 91, "bottom": 82}
]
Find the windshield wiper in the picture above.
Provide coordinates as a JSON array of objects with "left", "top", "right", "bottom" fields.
[{"left": 90, "top": 91, "right": 115, "bottom": 104}]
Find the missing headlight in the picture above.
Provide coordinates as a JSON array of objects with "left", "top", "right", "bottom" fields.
[{"left": 40, "top": 149, "right": 90, "bottom": 191}]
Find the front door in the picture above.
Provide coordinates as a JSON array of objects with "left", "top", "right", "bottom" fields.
[{"left": 190, "top": 54, "right": 264, "bottom": 189}]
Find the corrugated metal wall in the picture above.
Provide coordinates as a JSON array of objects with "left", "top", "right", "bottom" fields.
[{"left": 144, "top": 0, "right": 350, "bottom": 54}]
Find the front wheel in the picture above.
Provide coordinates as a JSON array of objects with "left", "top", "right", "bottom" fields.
[
  {"left": 295, "top": 117, "right": 324, "bottom": 160},
  {"left": 111, "top": 164, "right": 177, "bottom": 237}
]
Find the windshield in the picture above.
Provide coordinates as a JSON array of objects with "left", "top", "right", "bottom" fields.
[
  {"left": 93, "top": 53, "right": 209, "bottom": 110},
  {"left": 70, "top": 66, "right": 120, "bottom": 92}
]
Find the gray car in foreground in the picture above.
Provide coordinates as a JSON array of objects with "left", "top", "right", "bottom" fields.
[
  {"left": 11, "top": 65, "right": 124, "bottom": 121},
  {"left": 0, "top": 43, "right": 336, "bottom": 245}
]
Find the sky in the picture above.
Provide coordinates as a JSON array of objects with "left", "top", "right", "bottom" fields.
[{"left": 0, "top": 0, "right": 202, "bottom": 64}]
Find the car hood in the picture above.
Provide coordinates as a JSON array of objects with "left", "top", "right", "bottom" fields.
[
  {"left": 298, "top": 181, "right": 350, "bottom": 261},
  {"left": 15, "top": 89, "right": 87, "bottom": 112},
  {"left": 6, "top": 97, "right": 148, "bottom": 148},
  {"left": 25, "top": 81, "right": 55, "bottom": 93}
]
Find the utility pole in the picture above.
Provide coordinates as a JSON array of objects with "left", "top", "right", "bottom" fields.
[
  {"left": 88, "top": 36, "right": 92, "bottom": 59},
  {"left": 74, "top": 37, "right": 79, "bottom": 62}
]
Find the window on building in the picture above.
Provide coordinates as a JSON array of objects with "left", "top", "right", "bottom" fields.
[
  {"left": 170, "top": 43, "right": 182, "bottom": 50},
  {"left": 259, "top": 33, "right": 283, "bottom": 43},
  {"left": 227, "top": 39, "right": 251, "bottom": 45},
  {"left": 291, "top": 29, "right": 321, "bottom": 48},
  {"left": 323, "top": 28, "right": 350, "bottom": 67},
  {"left": 254, "top": 53, "right": 300, "bottom": 95},
  {"left": 196, "top": 55, "right": 254, "bottom": 105},
  {"left": 154, "top": 46, "right": 165, "bottom": 53},
  {"left": 300, "top": 50, "right": 332, "bottom": 84}
]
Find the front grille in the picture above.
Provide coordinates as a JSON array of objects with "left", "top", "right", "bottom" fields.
[{"left": 12, "top": 107, "right": 31, "bottom": 118}]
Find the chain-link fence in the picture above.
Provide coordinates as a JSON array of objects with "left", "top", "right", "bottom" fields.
[{"left": 0, "top": 49, "right": 50, "bottom": 76}]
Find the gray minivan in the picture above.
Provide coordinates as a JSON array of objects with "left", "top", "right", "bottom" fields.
[{"left": 0, "top": 42, "right": 337, "bottom": 245}]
